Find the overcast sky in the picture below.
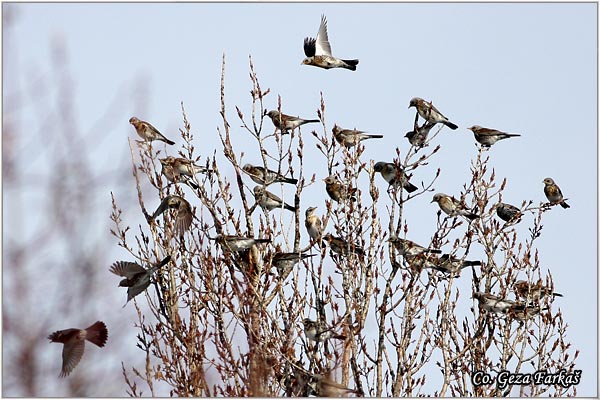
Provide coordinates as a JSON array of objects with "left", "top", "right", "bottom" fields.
[{"left": 4, "top": 2, "right": 597, "bottom": 396}]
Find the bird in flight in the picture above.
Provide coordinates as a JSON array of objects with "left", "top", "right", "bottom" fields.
[{"left": 302, "top": 15, "right": 359, "bottom": 71}]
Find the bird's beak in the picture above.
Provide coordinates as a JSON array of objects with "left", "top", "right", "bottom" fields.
[{"left": 430, "top": 199, "right": 435, "bottom": 203}]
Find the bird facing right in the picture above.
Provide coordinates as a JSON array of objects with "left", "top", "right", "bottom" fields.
[{"left": 302, "top": 14, "right": 359, "bottom": 71}]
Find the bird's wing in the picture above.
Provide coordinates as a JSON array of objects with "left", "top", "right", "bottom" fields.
[
  {"left": 61, "top": 339, "right": 85, "bottom": 377},
  {"left": 109, "top": 261, "right": 146, "bottom": 279},
  {"left": 315, "top": 15, "right": 332, "bottom": 56},
  {"left": 143, "top": 121, "right": 162, "bottom": 135},
  {"left": 303, "top": 37, "right": 316, "bottom": 57}
]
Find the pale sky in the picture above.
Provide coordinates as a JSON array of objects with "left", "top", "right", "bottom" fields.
[{"left": 3, "top": 2, "right": 597, "bottom": 396}]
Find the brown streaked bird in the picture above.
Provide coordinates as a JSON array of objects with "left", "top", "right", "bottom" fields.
[
  {"left": 266, "top": 110, "right": 320, "bottom": 134},
  {"left": 473, "top": 292, "right": 515, "bottom": 314},
  {"left": 48, "top": 321, "right": 108, "bottom": 377},
  {"left": 543, "top": 177, "right": 570, "bottom": 209},
  {"left": 408, "top": 97, "right": 458, "bottom": 130},
  {"left": 495, "top": 202, "right": 522, "bottom": 223},
  {"left": 513, "top": 280, "right": 563, "bottom": 300},
  {"left": 323, "top": 233, "right": 364, "bottom": 257},
  {"left": 405, "top": 120, "right": 437, "bottom": 148},
  {"left": 388, "top": 235, "right": 441, "bottom": 257},
  {"left": 373, "top": 162, "right": 418, "bottom": 193},
  {"left": 214, "top": 234, "right": 271, "bottom": 252},
  {"left": 302, "top": 14, "right": 359, "bottom": 71},
  {"left": 109, "top": 256, "right": 172, "bottom": 307},
  {"left": 467, "top": 125, "right": 521, "bottom": 148},
  {"left": 431, "top": 193, "right": 479, "bottom": 220},
  {"left": 303, "top": 318, "right": 346, "bottom": 342},
  {"left": 159, "top": 156, "right": 211, "bottom": 189},
  {"left": 305, "top": 206, "right": 323, "bottom": 246},
  {"left": 272, "top": 252, "right": 315, "bottom": 278},
  {"left": 311, "top": 373, "right": 361, "bottom": 397},
  {"left": 129, "top": 116, "right": 175, "bottom": 145},
  {"left": 242, "top": 164, "right": 298, "bottom": 186},
  {"left": 323, "top": 175, "right": 357, "bottom": 203},
  {"left": 432, "top": 254, "right": 482, "bottom": 275},
  {"left": 507, "top": 303, "right": 547, "bottom": 322},
  {"left": 332, "top": 124, "right": 383, "bottom": 148},
  {"left": 253, "top": 185, "right": 296, "bottom": 212},
  {"left": 149, "top": 195, "right": 194, "bottom": 236}
]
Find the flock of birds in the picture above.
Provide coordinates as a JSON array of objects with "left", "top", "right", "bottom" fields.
[{"left": 46, "top": 14, "right": 569, "bottom": 393}]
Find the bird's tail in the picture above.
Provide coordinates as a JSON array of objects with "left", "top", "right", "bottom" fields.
[
  {"left": 85, "top": 321, "right": 108, "bottom": 348},
  {"left": 162, "top": 137, "right": 176, "bottom": 145},
  {"left": 368, "top": 134, "right": 384, "bottom": 139},
  {"left": 305, "top": 119, "right": 321, "bottom": 124},
  {"left": 285, "top": 177, "right": 299, "bottom": 185},
  {"left": 342, "top": 59, "right": 359, "bottom": 71},
  {"left": 464, "top": 211, "right": 480, "bottom": 220},
  {"left": 444, "top": 120, "right": 459, "bottom": 130},
  {"left": 404, "top": 182, "right": 418, "bottom": 193},
  {"left": 255, "top": 238, "right": 272, "bottom": 244},
  {"left": 285, "top": 203, "right": 297, "bottom": 212},
  {"left": 560, "top": 201, "right": 570, "bottom": 209}
]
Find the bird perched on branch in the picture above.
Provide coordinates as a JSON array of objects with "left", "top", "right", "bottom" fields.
[
  {"left": 214, "top": 234, "right": 271, "bottom": 252},
  {"left": 373, "top": 162, "right": 418, "bottom": 193},
  {"left": 408, "top": 97, "right": 458, "bottom": 130},
  {"left": 431, "top": 193, "right": 479, "bottom": 220},
  {"left": 405, "top": 120, "right": 437, "bottom": 148},
  {"left": 323, "top": 233, "right": 364, "bottom": 257},
  {"left": 310, "top": 373, "right": 362, "bottom": 397},
  {"left": 507, "top": 303, "right": 547, "bottom": 322},
  {"left": 302, "top": 14, "right": 359, "bottom": 71},
  {"left": 495, "top": 202, "right": 522, "bottom": 223},
  {"left": 149, "top": 195, "right": 194, "bottom": 236},
  {"left": 253, "top": 186, "right": 296, "bottom": 212},
  {"left": 305, "top": 207, "right": 323, "bottom": 246},
  {"left": 303, "top": 318, "right": 346, "bottom": 342},
  {"left": 332, "top": 124, "right": 383, "bottom": 148},
  {"left": 467, "top": 125, "right": 521, "bottom": 148},
  {"left": 431, "top": 254, "right": 482, "bottom": 275},
  {"left": 473, "top": 292, "right": 515, "bottom": 314},
  {"left": 109, "top": 256, "right": 172, "bottom": 307},
  {"left": 266, "top": 110, "right": 319, "bottom": 134},
  {"left": 543, "top": 177, "right": 570, "bottom": 209},
  {"left": 513, "top": 280, "right": 563, "bottom": 300},
  {"left": 129, "top": 116, "right": 175, "bottom": 145},
  {"left": 323, "top": 175, "right": 357, "bottom": 203},
  {"left": 388, "top": 236, "right": 441, "bottom": 257},
  {"left": 159, "top": 156, "right": 211, "bottom": 189},
  {"left": 242, "top": 164, "right": 298, "bottom": 186},
  {"left": 272, "top": 252, "right": 315, "bottom": 278}
]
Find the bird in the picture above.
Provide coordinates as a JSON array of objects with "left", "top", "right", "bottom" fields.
[
  {"left": 405, "top": 121, "right": 437, "bottom": 148},
  {"left": 302, "top": 14, "right": 359, "bottom": 71},
  {"left": 373, "top": 162, "right": 418, "bottom": 193},
  {"left": 495, "top": 202, "right": 522, "bottom": 223},
  {"left": 387, "top": 235, "right": 441, "bottom": 257},
  {"left": 513, "top": 280, "right": 563, "bottom": 300},
  {"left": 305, "top": 207, "right": 323, "bottom": 246},
  {"left": 332, "top": 124, "right": 383, "bottom": 148},
  {"left": 303, "top": 318, "right": 346, "bottom": 342},
  {"left": 266, "top": 110, "right": 320, "bottom": 134},
  {"left": 473, "top": 292, "right": 515, "bottom": 314},
  {"left": 214, "top": 234, "right": 271, "bottom": 252},
  {"left": 129, "top": 117, "right": 175, "bottom": 145},
  {"left": 149, "top": 195, "right": 194, "bottom": 236},
  {"left": 272, "top": 252, "right": 315, "bottom": 278},
  {"left": 431, "top": 254, "right": 482, "bottom": 275},
  {"left": 242, "top": 164, "right": 298, "bottom": 186},
  {"left": 467, "top": 125, "right": 521, "bottom": 148},
  {"left": 431, "top": 193, "right": 479, "bottom": 220},
  {"left": 48, "top": 321, "right": 108, "bottom": 377},
  {"left": 159, "top": 156, "right": 211, "bottom": 189},
  {"left": 311, "top": 373, "right": 361, "bottom": 397},
  {"left": 109, "top": 255, "right": 172, "bottom": 307},
  {"left": 323, "top": 233, "right": 364, "bottom": 256},
  {"left": 543, "top": 177, "right": 570, "bottom": 208},
  {"left": 253, "top": 186, "right": 296, "bottom": 212},
  {"left": 507, "top": 303, "right": 547, "bottom": 322},
  {"left": 408, "top": 97, "right": 458, "bottom": 130},
  {"left": 323, "top": 176, "right": 356, "bottom": 203}
]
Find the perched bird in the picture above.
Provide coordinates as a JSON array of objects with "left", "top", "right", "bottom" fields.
[
  {"left": 373, "top": 162, "right": 418, "bottom": 193},
  {"left": 48, "top": 321, "right": 108, "bottom": 378},
  {"left": 272, "top": 252, "right": 315, "bottom": 278},
  {"left": 214, "top": 234, "right": 271, "bottom": 252},
  {"left": 305, "top": 207, "right": 323, "bottom": 246},
  {"left": 323, "top": 233, "right": 364, "bottom": 256},
  {"left": 332, "top": 124, "right": 383, "bottom": 148},
  {"left": 388, "top": 236, "right": 441, "bottom": 257},
  {"left": 402, "top": 253, "right": 438, "bottom": 273},
  {"left": 266, "top": 110, "right": 320, "bottom": 134},
  {"left": 467, "top": 125, "right": 521, "bottom": 148},
  {"left": 253, "top": 186, "right": 296, "bottom": 212},
  {"left": 507, "top": 303, "right": 547, "bottom": 322},
  {"left": 405, "top": 121, "right": 437, "bottom": 148},
  {"left": 513, "top": 280, "right": 563, "bottom": 300},
  {"left": 303, "top": 318, "right": 346, "bottom": 342},
  {"left": 302, "top": 14, "right": 359, "bottom": 71},
  {"left": 543, "top": 177, "right": 570, "bottom": 209},
  {"left": 159, "top": 156, "right": 211, "bottom": 189},
  {"left": 431, "top": 193, "right": 479, "bottom": 220},
  {"left": 311, "top": 373, "right": 361, "bottom": 397},
  {"left": 129, "top": 117, "right": 175, "bottom": 145},
  {"left": 431, "top": 254, "right": 482, "bottom": 275},
  {"left": 473, "top": 292, "right": 515, "bottom": 314},
  {"left": 495, "top": 202, "right": 522, "bottom": 223},
  {"left": 149, "top": 195, "right": 194, "bottom": 236},
  {"left": 109, "top": 256, "right": 172, "bottom": 307},
  {"left": 323, "top": 176, "right": 356, "bottom": 203},
  {"left": 408, "top": 97, "right": 458, "bottom": 130},
  {"left": 242, "top": 164, "right": 298, "bottom": 186}
]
